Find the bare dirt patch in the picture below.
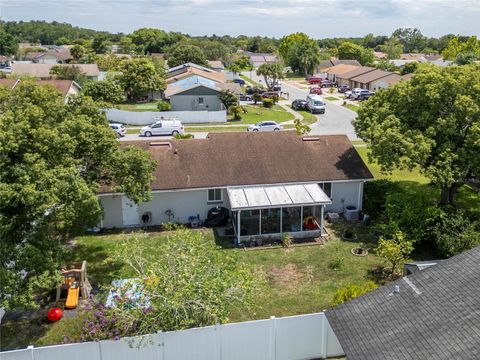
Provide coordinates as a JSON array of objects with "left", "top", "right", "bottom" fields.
[{"left": 266, "top": 263, "right": 313, "bottom": 287}]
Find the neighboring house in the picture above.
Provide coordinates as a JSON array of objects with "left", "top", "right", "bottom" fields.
[
  {"left": 166, "top": 66, "right": 226, "bottom": 84},
  {"left": 373, "top": 51, "right": 388, "bottom": 59},
  {"left": 11, "top": 63, "right": 100, "bottom": 80},
  {"left": 350, "top": 69, "right": 403, "bottom": 91},
  {"left": 324, "top": 64, "right": 361, "bottom": 82},
  {"left": 0, "top": 55, "right": 12, "bottom": 67},
  {"left": 166, "top": 62, "right": 218, "bottom": 78},
  {"left": 24, "top": 48, "right": 72, "bottom": 64},
  {"left": 207, "top": 60, "right": 225, "bottom": 72},
  {"left": 390, "top": 59, "right": 418, "bottom": 68},
  {"left": 325, "top": 246, "right": 480, "bottom": 360},
  {"left": 335, "top": 66, "right": 376, "bottom": 88},
  {"left": 245, "top": 53, "right": 279, "bottom": 68},
  {"left": 0, "top": 78, "right": 81, "bottom": 100},
  {"left": 165, "top": 75, "right": 240, "bottom": 111},
  {"left": 99, "top": 132, "right": 373, "bottom": 245},
  {"left": 399, "top": 53, "right": 427, "bottom": 62},
  {"left": 315, "top": 59, "right": 361, "bottom": 74}
]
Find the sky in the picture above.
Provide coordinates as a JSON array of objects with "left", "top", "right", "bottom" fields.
[{"left": 2, "top": 0, "right": 480, "bottom": 38}]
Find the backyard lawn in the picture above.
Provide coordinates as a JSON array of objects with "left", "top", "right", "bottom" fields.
[
  {"left": 342, "top": 103, "right": 359, "bottom": 112},
  {"left": 226, "top": 105, "right": 294, "bottom": 124},
  {"left": 117, "top": 103, "right": 159, "bottom": 112}
]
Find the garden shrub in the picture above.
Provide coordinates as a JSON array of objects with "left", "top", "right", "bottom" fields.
[
  {"left": 375, "top": 231, "right": 413, "bottom": 276},
  {"left": 333, "top": 282, "right": 378, "bottom": 305},
  {"left": 328, "top": 256, "right": 344, "bottom": 271},
  {"left": 262, "top": 98, "right": 274, "bottom": 108},
  {"left": 362, "top": 180, "right": 401, "bottom": 219},
  {"left": 173, "top": 133, "right": 194, "bottom": 139},
  {"left": 157, "top": 100, "right": 171, "bottom": 111},
  {"left": 162, "top": 222, "right": 185, "bottom": 231}
]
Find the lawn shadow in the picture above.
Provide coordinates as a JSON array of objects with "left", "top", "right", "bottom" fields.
[{"left": 212, "top": 228, "right": 236, "bottom": 249}]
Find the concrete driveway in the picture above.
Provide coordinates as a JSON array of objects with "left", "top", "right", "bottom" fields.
[{"left": 243, "top": 72, "right": 358, "bottom": 140}]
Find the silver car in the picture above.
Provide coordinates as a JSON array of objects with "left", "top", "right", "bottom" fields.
[{"left": 247, "top": 121, "right": 283, "bottom": 132}]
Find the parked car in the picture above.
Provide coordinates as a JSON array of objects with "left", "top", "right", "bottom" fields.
[
  {"left": 245, "top": 86, "right": 265, "bottom": 95},
  {"left": 273, "top": 84, "right": 282, "bottom": 92},
  {"left": 306, "top": 94, "right": 326, "bottom": 114},
  {"left": 309, "top": 87, "right": 323, "bottom": 95},
  {"left": 348, "top": 88, "right": 363, "bottom": 99},
  {"left": 338, "top": 84, "right": 350, "bottom": 93},
  {"left": 291, "top": 99, "right": 308, "bottom": 111},
  {"left": 140, "top": 120, "right": 184, "bottom": 137},
  {"left": 320, "top": 79, "right": 335, "bottom": 88},
  {"left": 247, "top": 121, "right": 283, "bottom": 132},
  {"left": 233, "top": 78, "right": 246, "bottom": 85},
  {"left": 344, "top": 91, "right": 352, "bottom": 98},
  {"left": 261, "top": 91, "right": 279, "bottom": 99},
  {"left": 239, "top": 93, "right": 253, "bottom": 101},
  {"left": 352, "top": 89, "right": 372, "bottom": 100},
  {"left": 307, "top": 76, "right": 323, "bottom": 84},
  {"left": 109, "top": 123, "right": 126, "bottom": 137},
  {"left": 357, "top": 91, "right": 375, "bottom": 101}
]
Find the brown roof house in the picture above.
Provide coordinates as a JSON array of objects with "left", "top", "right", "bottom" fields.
[
  {"left": 335, "top": 66, "right": 376, "bottom": 88},
  {"left": 350, "top": 69, "right": 404, "bottom": 91},
  {"left": 315, "top": 59, "right": 361, "bottom": 73},
  {"left": 0, "top": 79, "right": 81, "bottom": 101},
  {"left": 325, "top": 64, "right": 361, "bottom": 82},
  {"left": 99, "top": 132, "right": 373, "bottom": 245},
  {"left": 24, "top": 48, "right": 73, "bottom": 64},
  {"left": 11, "top": 63, "right": 100, "bottom": 80}
]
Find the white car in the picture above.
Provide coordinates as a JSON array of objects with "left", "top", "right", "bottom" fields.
[
  {"left": 109, "top": 123, "right": 126, "bottom": 137},
  {"left": 140, "top": 120, "right": 184, "bottom": 137},
  {"left": 247, "top": 121, "right": 283, "bottom": 132}
]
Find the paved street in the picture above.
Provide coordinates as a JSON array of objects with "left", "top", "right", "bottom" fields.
[{"left": 243, "top": 72, "right": 359, "bottom": 140}]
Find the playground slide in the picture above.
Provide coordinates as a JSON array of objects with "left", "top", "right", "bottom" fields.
[{"left": 65, "top": 286, "right": 80, "bottom": 309}]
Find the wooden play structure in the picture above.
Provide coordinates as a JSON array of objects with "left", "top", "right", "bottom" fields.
[{"left": 56, "top": 261, "right": 92, "bottom": 309}]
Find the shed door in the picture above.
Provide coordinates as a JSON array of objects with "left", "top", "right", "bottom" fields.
[{"left": 122, "top": 197, "right": 139, "bottom": 226}]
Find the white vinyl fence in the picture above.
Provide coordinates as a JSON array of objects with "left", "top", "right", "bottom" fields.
[
  {"left": 105, "top": 109, "right": 227, "bottom": 125},
  {"left": 1, "top": 312, "right": 344, "bottom": 360}
]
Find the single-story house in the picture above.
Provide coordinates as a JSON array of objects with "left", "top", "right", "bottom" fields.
[
  {"left": 24, "top": 48, "right": 72, "bottom": 64},
  {"left": 0, "top": 78, "right": 81, "bottom": 100},
  {"left": 399, "top": 53, "right": 427, "bottom": 62},
  {"left": 325, "top": 246, "right": 480, "bottom": 360},
  {"left": 324, "top": 64, "right": 361, "bottom": 82},
  {"left": 373, "top": 51, "right": 388, "bottom": 59},
  {"left": 166, "top": 62, "right": 218, "bottom": 78},
  {"left": 207, "top": 60, "right": 225, "bottom": 72},
  {"left": 99, "top": 132, "right": 373, "bottom": 244},
  {"left": 166, "top": 66, "right": 226, "bottom": 84},
  {"left": 245, "top": 53, "right": 279, "bottom": 68},
  {"left": 165, "top": 75, "right": 240, "bottom": 111},
  {"left": 11, "top": 63, "right": 100, "bottom": 80},
  {"left": 335, "top": 66, "right": 376, "bottom": 88},
  {"left": 350, "top": 69, "right": 401, "bottom": 91},
  {"left": 314, "top": 59, "right": 361, "bottom": 74}
]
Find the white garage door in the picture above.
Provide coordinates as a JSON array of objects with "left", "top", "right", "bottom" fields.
[{"left": 121, "top": 197, "right": 139, "bottom": 227}]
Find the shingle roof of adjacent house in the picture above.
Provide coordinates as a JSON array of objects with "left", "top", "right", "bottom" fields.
[
  {"left": 100, "top": 132, "right": 373, "bottom": 193},
  {"left": 11, "top": 63, "right": 99, "bottom": 78},
  {"left": 165, "top": 75, "right": 240, "bottom": 97},
  {"left": 325, "top": 64, "right": 361, "bottom": 75},
  {"left": 207, "top": 60, "right": 224, "bottom": 70},
  {"left": 325, "top": 246, "right": 480, "bottom": 360},
  {"left": 0, "top": 79, "right": 81, "bottom": 96},
  {"left": 24, "top": 48, "right": 72, "bottom": 62},
  {"left": 317, "top": 59, "right": 361, "bottom": 71},
  {"left": 335, "top": 66, "right": 376, "bottom": 80},
  {"left": 350, "top": 69, "right": 393, "bottom": 84},
  {"left": 166, "top": 67, "right": 226, "bottom": 84}
]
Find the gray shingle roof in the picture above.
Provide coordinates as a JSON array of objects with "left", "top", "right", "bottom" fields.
[{"left": 325, "top": 246, "right": 480, "bottom": 360}]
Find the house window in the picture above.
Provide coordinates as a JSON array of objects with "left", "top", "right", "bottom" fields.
[
  {"left": 208, "top": 188, "right": 222, "bottom": 203},
  {"left": 319, "top": 182, "right": 332, "bottom": 198},
  {"left": 198, "top": 97, "right": 204, "bottom": 104}
]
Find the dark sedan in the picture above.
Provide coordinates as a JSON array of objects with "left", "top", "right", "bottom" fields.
[{"left": 291, "top": 99, "right": 308, "bottom": 111}]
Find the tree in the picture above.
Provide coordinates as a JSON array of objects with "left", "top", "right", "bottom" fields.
[
  {"left": 294, "top": 119, "right": 311, "bottom": 135},
  {"left": 70, "top": 44, "right": 86, "bottom": 62},
  {"left": 375, "top": 59, "right": 399, "bottom": 72},
  {"left": 337, "top": 42, "right": 374, "bottom": 65},
  {"left": 0, "top": 82, "right": 156, "bottom": 310},
  {"left": 392, "top": 27, "right": 427, "bottom": 53},
  {"left": 116, "top": 58, "right": 166, "bottom": 100},
  {"left": 379, "top": 37, "right": 403, "bottom": 59},
  {"left": 81, "top": 230, "right": 258, "bottom": 339},
  {"left": 198, "top": 40, "right": 230, "bottom": 61},
  {"left": 118, "top": 36, "right": 135, "bottom": 54},
  {"left": 279, "top": 33, "right": 321, "bottom": 75},
  {"left": 442, "top": 36, "right": 480, "bottom": 61},
  {"left": 167, "top": 44, "right": 207, "bottom": 68},
  {"left": 376, "top": 231, "right": 414, "bottom": 276},
  {"left": 0, "top": 27, "right": 18, "bottom": 56},
  {"left": 95, "top": 53, "right": 122, "bottom": 71},
  {"left": 130, "top": 28, "right": 180, "bottom": 54},
  {"left": 228, "top": 105, "right": 245, "bottom": 120},
  {"left": 91, "top": 34, "right": 108, "bottom": 54},
  {"left": 400, "top": 61, "right": 419, "bottom": 75},
  {"left": 353, "top": 64, "right": 480, "bottom": 205},
  {"left": 256, "top": 62, "right": 284, "bottom": 91},
  {"left": 157, "top": 100, "right": 171, "bottom": 111},
  {"left": 219, "top": 89, "right": 239, "bottom": 109},
  {"left": 82, "top": 79, "right": 125, "bottom": 104},
  {"left": 50, "top": 65, "right": 87, "bottom": 85},
  {"left": 252, "top": 91, "right": 262, "bottom": 105},
  {"left": 278, "top": 32, "right": 310, "bottom": 62}
]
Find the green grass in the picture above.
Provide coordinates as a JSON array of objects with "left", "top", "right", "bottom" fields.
[
  {"left": 324, "top": 96, "right": 340, "bottom": 101},
  {"left": 117, "top": 103, "right": 159, "bottom": 112},
  {"left": 226, "top": 105, "right": 294, "bottom": 125},
  {"left": 342, "top": 103, "right": 360, "bottom": 112},
  {"left": 285, "top": 72, "right": 306, "bottom": 81},
  {"left": 239, "top": 74, "right": 262, "bottom": 88},
  {"left": 0, "top": 224, "right": 380, "bottom": 349}
]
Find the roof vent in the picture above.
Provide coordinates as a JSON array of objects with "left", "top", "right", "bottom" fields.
[
  {"left": 149, "top": 142, "right": 171, "bottom": 148},
  {"left": 302, "top": 137, "right": 320, "bottom": 142},
  {"left": 393, "top": 285, "right": 400, "bottom": 293}
]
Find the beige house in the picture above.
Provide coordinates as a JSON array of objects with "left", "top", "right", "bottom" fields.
[
  {"left": 11, "top": 63, "right": 100, "bottom": 80},
  {"left": 349, "top": 69, "right": 405, "bottom": 91},
  {"left": 0, "top": 78, "right": 81, "bottom": 101},
  {"left": 324, "top": 64, "right": 361, "bottom": 83},
  {"left": 24, "top": 48, "right": 72, "bottom": 64},
  {"left": 314, "top": 59, "right": 361, "bottom": 74},
  {"left": 335, "top": 66, "right": 376, "bottom": 88}
]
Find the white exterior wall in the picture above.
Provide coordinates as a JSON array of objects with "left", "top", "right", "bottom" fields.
[
  {"left": 100, "top": 181, "right": 365, "bottom": 229},
  {"left": 327, "top": 180, "right": 364, "bottom": 213},
  {"left": 36, "top": 54, "right": 63, "bottom": 64},
  {"left": 100, "top": 188, "right": 230, "bottom": 228}
]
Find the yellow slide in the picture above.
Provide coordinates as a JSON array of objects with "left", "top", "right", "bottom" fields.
[{"left": 65, "top": 283, "right": 80, "bottom": 309}]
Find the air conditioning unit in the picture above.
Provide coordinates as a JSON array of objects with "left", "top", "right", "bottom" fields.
[{"left": 344, "top": 205, "right": 359, "bottom": 221}]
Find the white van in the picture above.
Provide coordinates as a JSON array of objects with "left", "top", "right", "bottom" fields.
[
  {"left": 306, "top": 94, "right": 326, "bottom": 114},
  {"left": 140, "top": 120, "right": 185, "bottom": 137}
]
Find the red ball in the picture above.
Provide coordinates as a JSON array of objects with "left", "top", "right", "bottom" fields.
[{"left": 47, "top": 307, "right": 63, "bottom": 322}]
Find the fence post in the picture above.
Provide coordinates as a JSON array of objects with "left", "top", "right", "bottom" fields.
[
  {"left": 98, "top": 340, "right": 103, "bottom": 360},
  {"left": 215, "top": 323, "right": 222, "bottom": 360},
  {"left": 157, "top": 331, "right": 165, "bottom": 360},
  {"left": 27, "top": 345, "right": 34, "bottom": 360},
  {"left": 269, "top": 316, "right": 277, "bottom": 360},
  {"left": 321, "top": 312, "right": 327, "bottom": 359}
]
